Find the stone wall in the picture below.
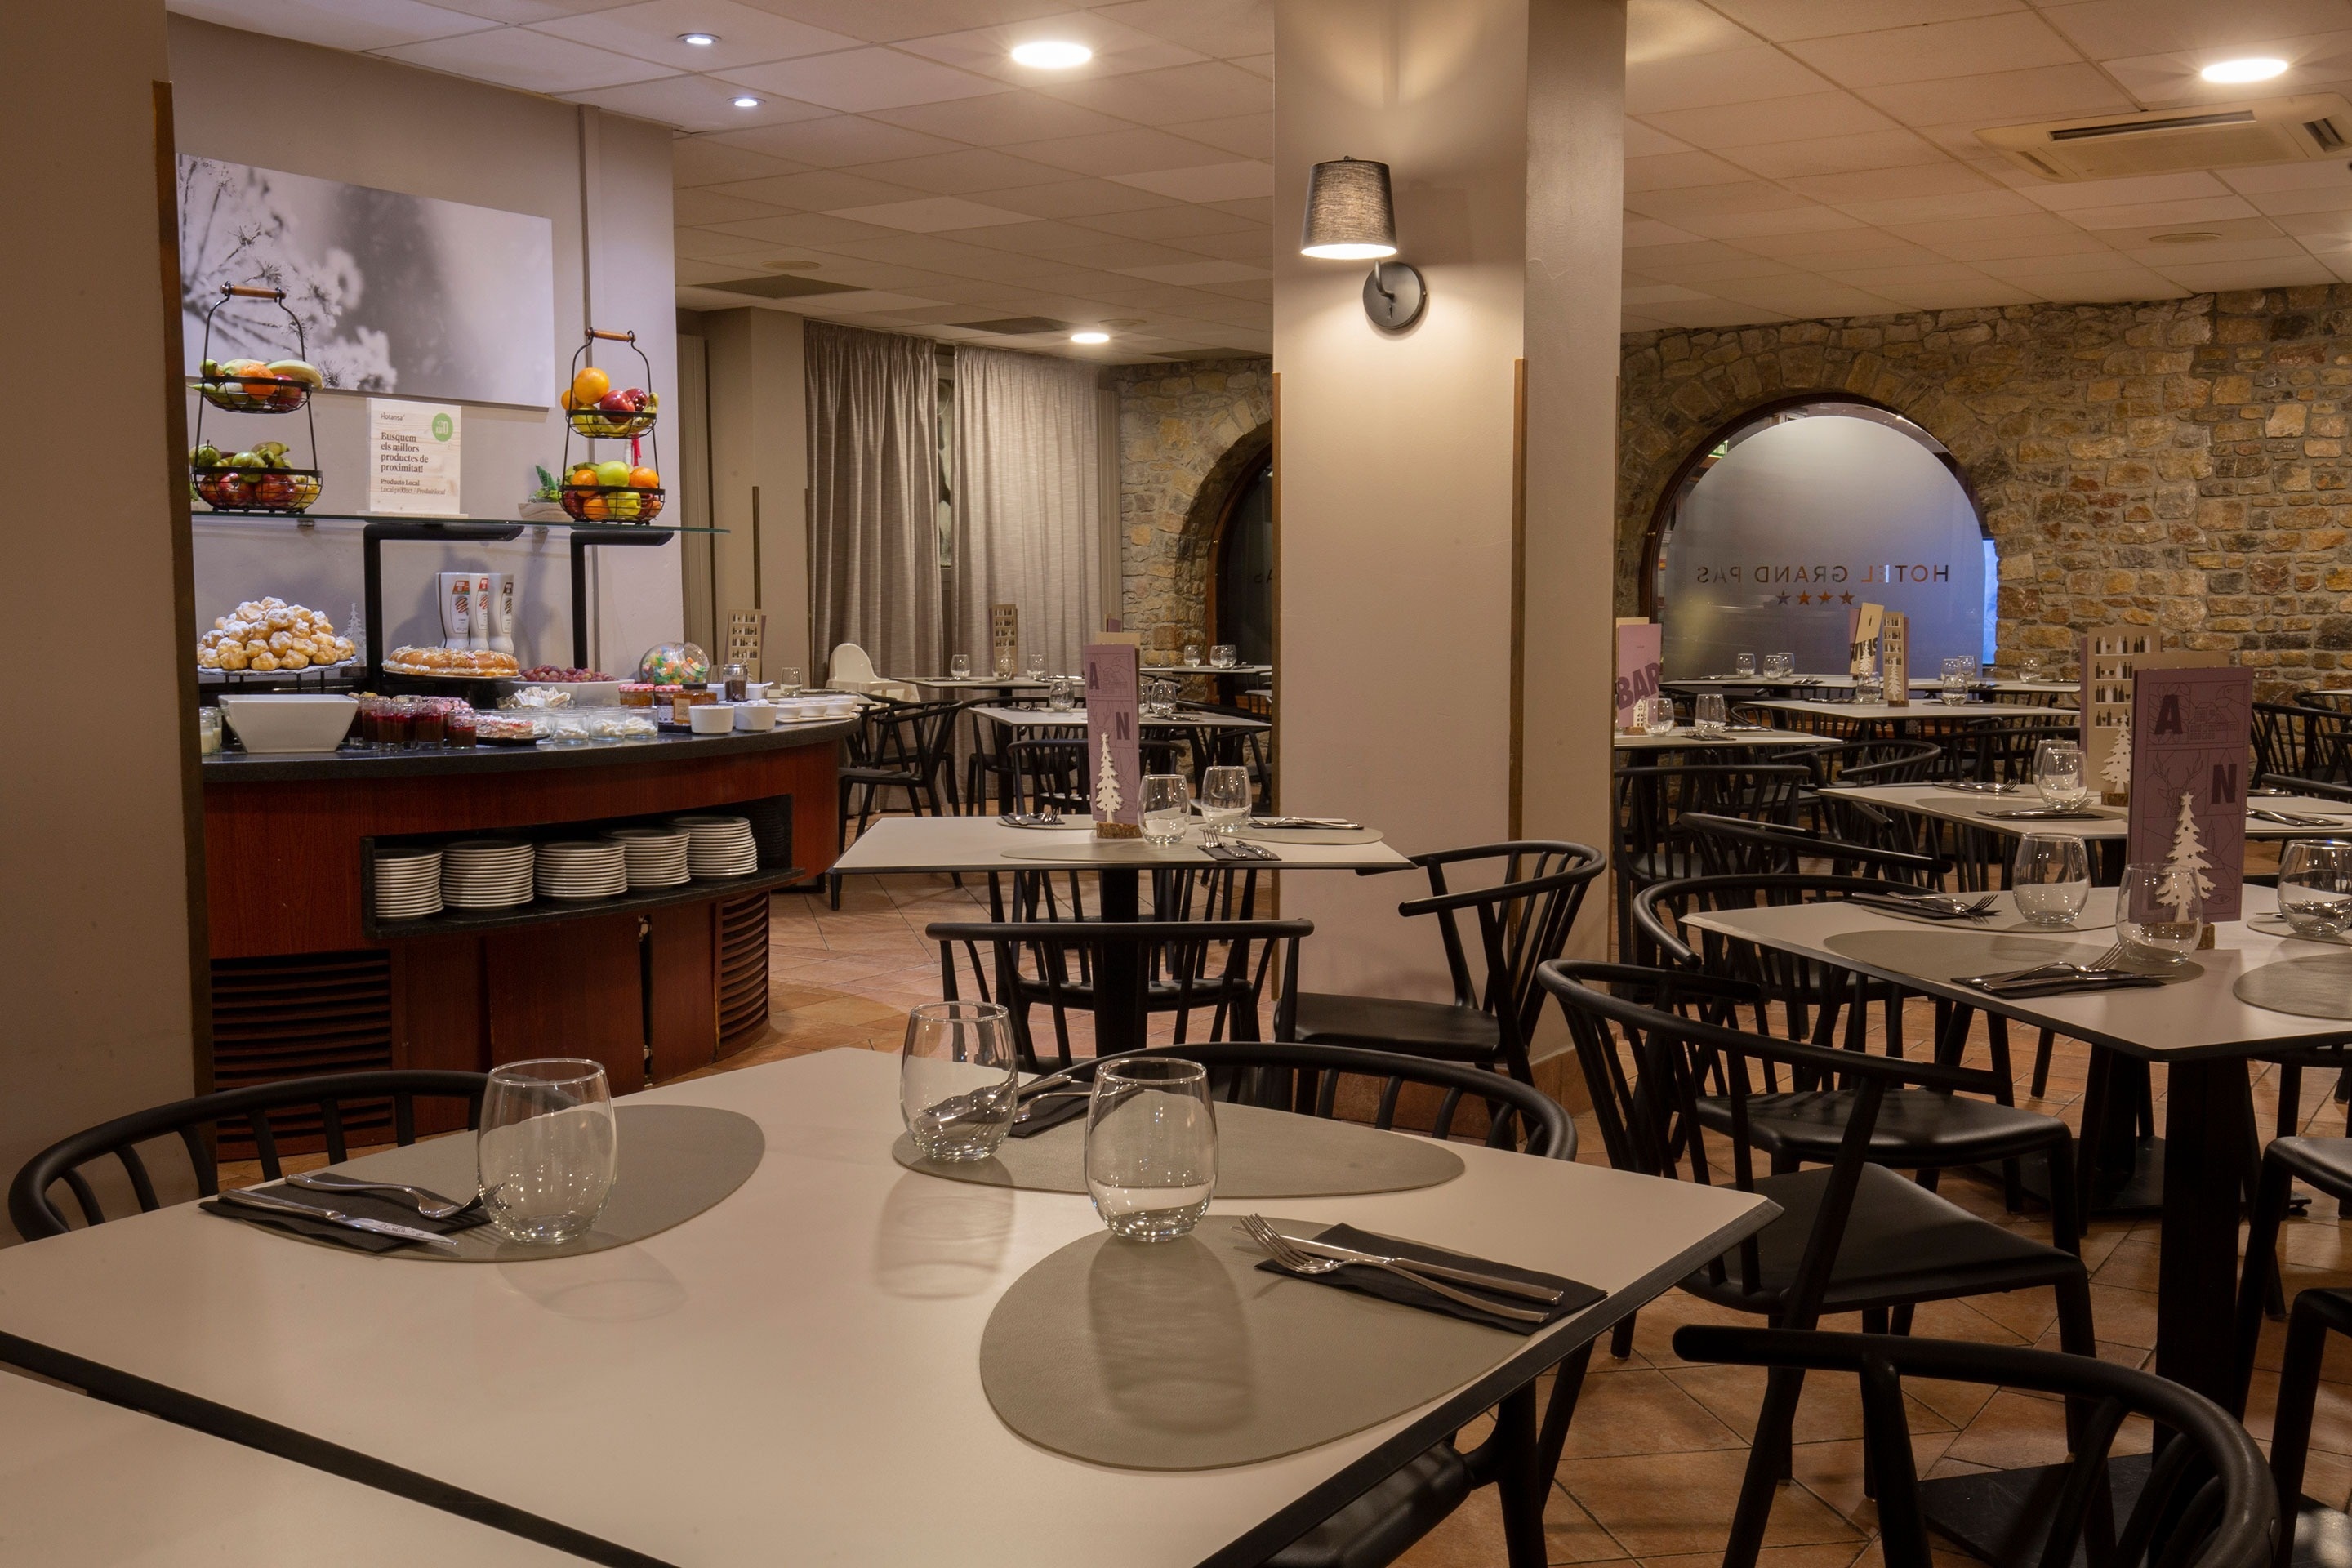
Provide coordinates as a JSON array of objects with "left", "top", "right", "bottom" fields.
[
  {"left": 1616, "top": 288, "right": 2352, "bottom": 696},
  {"left": 1111, "top": 359, "right": 1272, "bottom": 657}
]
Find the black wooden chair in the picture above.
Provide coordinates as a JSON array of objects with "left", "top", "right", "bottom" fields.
[
  {"left": 1946, "top": 712, "right": 2078, "bottom": 785},
  {"left": 1276, "top": 842, "right": 1606, "bottom": 1085},
  {"left": 1540, "top": 960, "right": 2096, "bottom": 1567},
  {"left": 10, "top": 1071, "right": 488, "bottom": 1238},
  {"left": 832, "top": 697, "right": 964, "bottom": 906},
  {"left": 1675, "top": 812, "right": 1942, "bottom": 887},
  {"left": 2234, "top": 1134, "right": 2352, "bottom": 1565},
  {"left": 1044, "top": 1040, "right": 1586, "bottom": 1568},
  {"left": 1677, "top": 1326, "right": 2277, "bottom": 1568},
  {"left": 1613, "top": 764, "right": 1811, "bottom": 960}
]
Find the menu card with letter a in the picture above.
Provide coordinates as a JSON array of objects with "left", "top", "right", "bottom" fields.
[
  {"left": 1084, "top": 643, "right": 1142, "bottom": 839},
  {"left": 2125, "top": 666, "right": 2251, "bottom": 922}
]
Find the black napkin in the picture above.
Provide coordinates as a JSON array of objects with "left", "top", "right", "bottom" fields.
[
  {"left": 200, "top": 1181, "right": 487, "bottom": 1254},
  {"left": 1201, "top": 840, "right": 1278, "bottom": 862},
  {"left": 1254, "top": 1223, "right": 1602, "bottom": 1336},
  {"left": 1006, "top": 1094, "right": 1089, "bottom": 1139},
  {"left": 1956, "top": 973, "right": 2163, "bottom": 1000},
  {"left": 1848, "top": 894, "right": 1989, "bottom": 922}
]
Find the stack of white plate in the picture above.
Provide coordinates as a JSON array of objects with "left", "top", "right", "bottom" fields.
[
  {"left": 441, "top": 840, "right": 536, "bottom": 909},
  {"left": 373, "top": 848, "right": 443, "bottom": 920},
  {"left": 535, "top": 840, "right": 629, "bottom": 901},
  {"left": 608, "top": 826, "right": 691, "bottom": 889},
  {"left": 675, "top": 815, "right": 759, "bottom": 878}
]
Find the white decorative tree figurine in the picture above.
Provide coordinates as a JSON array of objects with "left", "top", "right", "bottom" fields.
[
  {"left": 2099, "top": 715, "right": 2132, "bottom": 802},
  {"left": 1092, "top": 733, "right": 1133, "bottom": 837},
  {"left": 2162, "top": 791, "right": 2212, "bottom": 922}
]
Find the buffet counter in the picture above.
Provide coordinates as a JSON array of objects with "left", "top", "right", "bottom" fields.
[{"left": 200, "top": 720, "right": 850, "bottom": 1133}]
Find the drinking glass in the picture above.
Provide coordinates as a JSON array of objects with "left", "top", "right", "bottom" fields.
[
  {"left": 1735, "top": 653, "right": 1756, "bottom": 677},
  {"left": 1183, "top": 644, "right": 1202, "bottom": 667},
  {"left": 2020, "top": 654, "right": 2043, "bottom": 684},
  {"left": 900, "top": 1000, "right": 1018, "bottom": 1161},
  {"left": 1141, "top": 773, "right": 1193, "bottom": 844},
  {"left": 1642, "top": 695, "right": 1678, "bottom": 736},
  {"left": 1085, "top": 1058, "right": 1217, "bottom": 1241},
  {"left": 2118, "top": 862, "right": 2203, "bottom": 966},
  {"left": 1855, "top": 672, "right": 1885, "bottom": 704},
  {"left": 773, "top": 666, "right": 802, "bottom": 696},
  {"left": 1773, "top": 652, "right": 1795, "bottom": 679},
  {"left": 948, "top": 653, "right": 972, "bottom": 679},
  {"left": 994, "top": 650, "right": 1018, "bottom": 679},
  {"left": 1023, "top": 653, "right": 1046, "bottom": 681},
  {"left": 2032, "top": 739, "right": 2090, "bottom": 810},
  {"left": 2278, "top": 840, "right": 2352, "bottom": 938},
  {"left": 1694, "top": 694, "right": 1728, "bottom": 737},
  {"left": 1199, "top": 764, "right": 1251, "bottom": 835},
  {"left": 477, "top": 1059, "right": 617, "bottom": 1245},
  {"left": 1048, "top": 676, "right": 1076, "bottom": 711},
  {"left": 2011, "top": 833, "right": 2091, "bottom": 928},
  {"left": 1211, "top": 644, "right": 1238, "bottom": 669}
]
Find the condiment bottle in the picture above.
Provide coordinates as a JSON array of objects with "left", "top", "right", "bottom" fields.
[{"left": 723, "top": 662, "right": 748, "bottom": 702}]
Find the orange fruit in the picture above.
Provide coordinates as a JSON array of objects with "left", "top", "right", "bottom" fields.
[
  {"left": 559, "top": 389, "right": 575, "bottom": 411},
  {"left": 628, "top": 466, "right": 660, "bottom": 489},
  {"left": 572, "top": 367, "right": 609, "bottom": 405},
  {"left": 569, "top": 467, "right": 598, "bottom": 487}
]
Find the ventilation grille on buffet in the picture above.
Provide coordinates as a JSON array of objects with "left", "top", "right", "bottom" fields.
[{"left": 717, "top": 890, "right": 772, "bottom": 1051}]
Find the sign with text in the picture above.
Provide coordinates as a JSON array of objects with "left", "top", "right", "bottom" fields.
[
  {"left": 2126, "top": 665, "right": 2251, "bottom": 923},
  {"left": 1848, "top": 602, "right": 1884, "bottom": 675},
  {"left": 368, "top": 399, "right": 462, "bottom": 514},
  {"left": 1084, "top": 642, "right": 1141, "bottom": 835},
  {"left": 1615, "top": 622, "right": 1662, "bottom": 729}
]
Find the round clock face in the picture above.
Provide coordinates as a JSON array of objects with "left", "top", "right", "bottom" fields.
[{"left": 1362, "top": 262, "right": 1427, "bottom": 329}]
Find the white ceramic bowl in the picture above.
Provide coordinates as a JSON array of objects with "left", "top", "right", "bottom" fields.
[
  {"left": 734, "top": 702, "right": 778, "bottom": 732},
  {"left": 494, "top": 679, "right": 623, "bottom": 707},
  {"left": 689, "top": 703, "right": 735, "bottom": 735},
  {"left": 218, "top": 694, "right": 359, "bottom": 754}
]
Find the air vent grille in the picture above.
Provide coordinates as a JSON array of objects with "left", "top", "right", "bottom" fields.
[{"left": 1980, "top": 94, "right": 2352, "bottom": 180}]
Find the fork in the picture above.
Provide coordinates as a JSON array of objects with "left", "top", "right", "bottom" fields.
[
  {"left": 1883, "top": 891, "right": 1998, "bottom": 915},
  {"left": 287, "top": 1171, "right": 470, "bottom": 1219},
  {"left": 1240, "top": 1215, "right": 1549, "bottom": 1323},
  {"left": 1988, "top": 942, "right": 2130, "bottom": 987}
]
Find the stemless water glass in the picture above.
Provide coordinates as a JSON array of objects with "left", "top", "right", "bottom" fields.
[
  {"left": 1199, "top": 764, "right": 1251, "bottom": 835},
  {"left": 1141, "top": 773, "right": 1193, "bottom": 844},
  {"left": 1641, "top": 695, "right": 1678, "bottom": 736},
  {"left": 2020, "top": 654, "right": 2043, "bottom": 684},
  {"left": 1048, "top": 676, "right": 1076, "bottom": 711},
  {"left": 948, "top": 653, "right": 972, "bottom": 679},
  {"left": 1085, "top": 1058, "right": 1218, "bottom": 1241},
  {"left": 2278, "top": 840, "right": 2352, "bottom": 937},
  {"left": 2011, "top": 833, "right": 2091, "bottom": 928},
  {"left": 1694, "top": 694, "right": 1729, "bottom": 737},
  {"left": 1183, "top": 644, "right": 1202, "bottom": 666},
  {"left": 1211, "top": 644, "right": 1238, "bottom": 669},
  {"left": 900, "top": 1000, "right": 1018, "bottom": 1161},
  {"left": 774, "top": 666, "right": 802, "bottom": 696},
  {"left": 2033, "top": 739, "right": 2090, "bottom": 810},
  {"left": 2118, "top": 862, "right": 2204, "bottom": 965},
  {"left": 477, "top": 1059, "right": 617, "bottom": 1245},
  {"left": 1735, "top": 653, "right": 1757, "bottom": 677},
  {"left": 1023, "top": 653, "right": 1046, "bottom": 681}
]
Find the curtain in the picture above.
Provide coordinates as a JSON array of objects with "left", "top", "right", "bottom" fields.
[
  {"left": 807, "top": 322, "right": 942, "bottom": 682},
  {"left": 951, "top": 345, "right": 1103, "bottom": 679}
]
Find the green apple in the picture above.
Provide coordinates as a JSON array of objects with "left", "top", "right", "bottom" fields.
[{"left": 594, "top": 459, "right": 630, "bottom": 487}]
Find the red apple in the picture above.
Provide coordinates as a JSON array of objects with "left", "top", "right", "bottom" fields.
[{"left": 597, "top": 390, "right": 632, "bottom": 413}]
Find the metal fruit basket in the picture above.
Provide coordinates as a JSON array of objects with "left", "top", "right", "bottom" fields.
[
  {"left": 190, "top": 283, "right": 324, "bottom": 509},
  {"left": 198, "top": 373, "right": 310, "bottom": 414},
  {"left": 560, "top": 483, "right": 665, "bottom": 523},
  {"left": 556, "top": 327, "right": 665, "bottom": 523},
  {"left": 567, "top": 405, "right": 657, "bottom": 439},
  {"left": 194, "top": 466, "right": 323, "bottom": 514}
]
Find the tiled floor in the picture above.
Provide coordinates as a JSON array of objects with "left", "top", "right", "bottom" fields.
[{"left": 718, "top": 862, "right": 2352, "bottom": 1568}]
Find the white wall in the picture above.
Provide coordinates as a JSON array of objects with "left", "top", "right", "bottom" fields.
[
  {"left": 2, "top": 0, "right": 198, "bottom": 1237},
  {"left": 1273, "top": 0, "right": 1530, "bottom": 999},
  {"left": 170, "top": 16, "right": 679, "bottom": 673}
]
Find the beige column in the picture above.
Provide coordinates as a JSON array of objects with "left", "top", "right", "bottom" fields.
[{"left": 702, "top": 308, "right": 813, "bottom": 680}]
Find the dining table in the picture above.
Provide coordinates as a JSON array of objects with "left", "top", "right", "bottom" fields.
[
  {"left": 0, "top": 1049, "right": 1777, "bottom": 1568},
  {"left": 1611, "top": 726, "right": 1820, "bottom": 752},
  {"left": 1742, "top": 697, "right": 2078, "bottom": 731},
  {"left": 1816, "top": 781, "right": 2352, "bottom": 843}
]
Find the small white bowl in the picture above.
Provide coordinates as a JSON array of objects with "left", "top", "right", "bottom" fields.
[
  {"left": 218, "top": 693, "right": 359, "bottom": 754},
  {"left": 689, "top": 704, "right": 735, "bottom": 735},
  {"left": 734, "top": 702, "right": 777, "bottom": 732}
]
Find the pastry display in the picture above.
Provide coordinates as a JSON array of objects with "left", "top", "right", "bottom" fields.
[
  {"left": 503, "top": 686, "right": 575, "bottom": 709},
  {"left": 473, "top": 712, "right": 543, "bottom": 743},
  {"left": 637, "top": 643, "right": 709, "bottom": 685},
  {"left": 199, "top": 597, "right": 356, "bottom": 673},
  {"left": 519, "top": 664, "right": 612, "bottom": 683},
  {"left": 385, "top": 646, "right": 521, "bottom": 678}
]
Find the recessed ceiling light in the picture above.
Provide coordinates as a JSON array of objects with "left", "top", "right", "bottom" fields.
[
  {"left": 731, "top": 94, "right": 762, "bottom": 109},
  {"left": 1071, "top": 331, "right": 1110, "bottom": 344},
  {"left": 677, "top": 32, "right": 716, "bottom": 46},
  {"left": 2201, "top": 56, "right": 2288, "bottom": 83},
  {"left": 1010, "top": 40, "right": 1092, "bottom": 69}
]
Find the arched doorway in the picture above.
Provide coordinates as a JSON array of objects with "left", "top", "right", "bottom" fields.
[
  {"left": 1646, "top": 399, "right": 1995, "bottom": 678},
  {"left": 1207, "top": 457, "right": 1273, "bottom": 666}
]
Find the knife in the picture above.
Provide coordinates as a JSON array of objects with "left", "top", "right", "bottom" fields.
[
  {"left": 1273, "top": 1232, "right": 1565, "bottom": 1303},
  {"left": 217, "top": 1186, "right": 461, "bottom": 1250}
]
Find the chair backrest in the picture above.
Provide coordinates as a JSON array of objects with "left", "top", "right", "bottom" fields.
[
  {"left": 857, "top": 698, "right": 962, "bottom": 775},
  {"left": 1004, "top": 737, "right": 1088, "bottom": 815},
  {"left": 1538, "top": 959, "right": 2000, "bottom": 1320},
  {"left": 1675, "top": 813, "right": 1941, "bottom": 886},
  {"left": 1795, "top": 739, "right": 1942, "bottom": 788},
  {"left": 1674, "top": 1326, "right": 2278, "bottom": 1568},
  {"left": 1947, "top": 713, "right": 2078, "bottom": 782},
  {"left": 2253, "top": 702, "right": 2313, "bottom": 779},
  {"left": 9, "top": 1070, "right": 488, "bottom": 1240},
  {"left": 1054, "top": 1040, "right": 1575, "bottom": 1159},
  {"left": 1393, "top": 841, "right": 1606, "bottom": 1076},
  {"left": 1614, "top": 764, "right": 1812, "bottom": 872},
  {"left": 829, "top": 642, "right": 880, "bottom": 688}
]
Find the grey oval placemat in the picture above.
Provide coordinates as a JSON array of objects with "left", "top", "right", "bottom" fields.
[
  {"left": 1851, "top": 887, "right": 2118, "bottom": 934},
  {"left": 1824, "top": 929, "right": 2203, "bottom": 987},
  {"left": 2235, "top": 956, "right": 2352, "bottom": 1019},
  {"left": 2248, "top": 915, "right": 2352, "bottom": 948},
  {"left": 980, "top": 1216, "right": 1517, "bottom": 1470},
  {"left": 251, "top": 1103, "right": 764, "bottom": 1263},
  {"left": 892, "top": 1099, "right": 1464, "bottom": 1197},
  {"left": 1234, "top": 825, "right": 1386, "bottom": 845}
]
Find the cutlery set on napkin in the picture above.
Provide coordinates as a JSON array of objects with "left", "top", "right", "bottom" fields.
[
  {"left": 1243, "top": 1216, "right": 1600, "bottom": 1334},
  {"left": 203, "top": 1171, "right": 485, "bottom": 1253}
]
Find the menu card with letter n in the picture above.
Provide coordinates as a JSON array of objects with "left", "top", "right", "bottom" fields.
[
  {"left": 2125, "top": 665, "right": 2252, "bottom": 922},
  {"left": 1085, "top": 643, "right": 1142, "bottom": 839}
]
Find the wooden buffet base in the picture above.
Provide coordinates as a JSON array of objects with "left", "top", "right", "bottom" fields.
[{"left": 201, "top": 724, "right": 849, "bottom": 1136}]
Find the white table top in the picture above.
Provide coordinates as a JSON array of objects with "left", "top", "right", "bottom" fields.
[
  {"left": 1613, "top": 727, "right": 1820, "bottom": 751},
  {"left": 903, "top": 675, "right": 1051, "bottom": 691},
  {"left": 1747, "top": 698, "right": 2077, "bottom": 721},
  {"left": 0, "top": 1370, "right": 576, "bottom": 1566},
  {"left": 834, "top": 814, "right": 1412, "bottom": 874},
  {"left": 1682, "top": 884, "right": 2352, "bottom": 1062},
  {"left": 0, "top": 1050, "right": 1773, "bottom": 1568},
  {"left": 968, "top": 704, "right": 1270, "bottom": 733},
  {"left": 1667, "top": 675, "right": 2067, "bottom": 697},
  {"left": 1820, "top": 782, "right": 2352, "bottom": 841},
  {"left": 1143, "top": 663, "right": 1273, "bottom": 677}
]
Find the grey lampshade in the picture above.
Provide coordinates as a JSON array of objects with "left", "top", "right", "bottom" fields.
[{"left": 1299, "top": 158, "right": 1397, "bottom": 260}]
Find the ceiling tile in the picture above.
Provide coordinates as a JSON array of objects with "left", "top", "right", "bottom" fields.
[
  {"left": 704, "top": 167, "right": 929, "bottom": 208},
  {"left": 1627, "top": 46, "right": 1839, "bottom": 115},
  {"left": 1626, "top": 0, "right": 1762, "bottom": 64},
  {"left": 1623, "top": 283, "right": 1721, "bottom": 305},
  {"left": 2094, "top": 39, "right": 2352, "bottom": 109},
  {"left": 1635, "top": 90, "right": 1903, "bottom": 148},
  {"left": 1829, "top": 189, "right": 2042, "bottom": 224},
  {"left": 1855, "top": 63, "right": 2135, "bottom": 126},
  {"left": 421, "top": 0, "right": 647, "bottom": 23},
  {"left": 1639, "top": 299, "right": 1790, "bottom": 328},
  {"left": 2016, "top": 171, "right": 2234, "bottom": 210},
  {"left": 1072, "top": 203, "right": 1259, "bottom": 240},
  {"left": 1708, "top": 276, "right": 1905, "bottom": 314},
  {"left": 564, "top": 74, "right": 830, "bottom": 130},
  {"left": 723, "top": 46, "right": 1013, "bottom": 111},
  {"left": 1004, "top": 127, "right": 1238, "bottom": 177},
  {"left": 2034, "top": 0, "right": 2352, "bottom": 59},
  {"left": 675, "top": 186, "right": 788, "bottom": 224},
  {"left": 2149, "top": 254, "right": 2337, "bottom": 289},
  {"left": 673, "top": 225, "right": 780, "bottom": 259},
  {"left": 673, "top": 136, "right": 816, "bottom": 184},
  {"left": 169, "top": 0, "right": 498, "bottom": 51},
  {"left": 2062, "top": 195, "right": 2264, "bottom": 230},
  {"left": 1868, "top": 279, "right": 2042, "bottom": 307},
  {"left": 1161, "top": 113, "right": 1271, "bottom": 159},
  {"left": 1820, "top": 260, "right": 2009, "bottom": 289},
  {"left": 1626, "top": 152, "right": 1766, "bottom": 191},
  {"left": 1707, "top": 0, "right": 2028, "bottom": 45},
  {"left": 1154, "top": 227, "right": 1270, "bottom": 263},
  {"left": 825, "top": 195, "right": 1040, "bottom": 231},
  {"left": 1781, "top": 162, "right": 2002, "bottom": 203},
  {"left": 2092, "top": 214, "right": 2285, "bottom": 245},
  {"left": 1229, "top": 54, "right": 1273, "bottom": 79},
  {"left": 1093, "top": 0, "right": 1272, "bottom": 59},
  {"left": 1108, "top": 161, "right": 1273, "bottom": 202},
  {"left": 2276, "top": 207, "right": 2352, "bottom": 240},
  {"left": 706, "top": 115, "right": 963, "bottom": 166},
  {"left": 1729, "top": 231, "right": 1945, "bottom": 264},
  {"left": 1975, "top": 249, "right": 2176, "bottom": 278},
  {"left": 1623, "top": 119, "right": 1696, "bottom": 157},
  {"left": 1116, "top": 259, "right": 1270, "bottom": 285},
  {"left": 845, "top": 148, "right": 1073, "bottom": 194},
  {"left": 1632, "top": 253, "right": 1807, "bottom": 283},
  {"left": 2220, "top": 159, "right": 2352, "bottom": 195},
  {"left": 700, "top": 211, "right": 906, "bottom": 243},
  {"left": 1673, "top": 204, "right": 1872, "bottom": 239},
  {"left": 2117, "top": 235, "right": 2312, "bottom": 266},
  {"left": 1039, "top": 60, "right": 1271, "bottom": 123},
  {"left": 2247, "top": 185, "right": 2352, "bottom": 217},
  {"left": 531, "top": 0, "right": 858, "bottom": 69},
  {"left": 1624, "top": 179, "right": 1829, "bottom": 221},
  {"left": 1898, "top": 225, "right": 2118, "bottom": 261},
  {"left": 1784, "top": 13, "right": 2082, "bottom": 89},
  {"left": 863, "top": 91, "right": 1131, "bottom": 145},
  {"left": 982, "top": 177, "right": 1181, "bottom": 218},
  {"left": 1722, "top": 127, "right": 1950, "bottom": 179},
  {"left": 1624, "top": 217, "right": 1708, "bottom": 246},
  {"left": 373, "top": 25, "right": 678, "bottom": 91}
]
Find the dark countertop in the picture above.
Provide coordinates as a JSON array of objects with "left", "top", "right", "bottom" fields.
[{"left": 202, "top": 717, "right": 856, "bottom": 783}]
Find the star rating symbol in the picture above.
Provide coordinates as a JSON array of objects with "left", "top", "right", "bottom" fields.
[
  {"left": 1841, "top": 591, "right": 1855, "bottom": 605},
  {"left": 1776, "top": 592, "right": 1791, "bottom": 605}
]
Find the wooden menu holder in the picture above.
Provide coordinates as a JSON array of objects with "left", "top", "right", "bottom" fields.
[{"left": 1880, "top": 613, "right": 1909, "bottom": 706}]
